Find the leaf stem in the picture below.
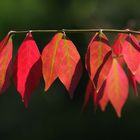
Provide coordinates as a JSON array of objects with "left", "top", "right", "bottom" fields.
[{"left": 8, "top": 29, "right": 140, "bottom": 35}]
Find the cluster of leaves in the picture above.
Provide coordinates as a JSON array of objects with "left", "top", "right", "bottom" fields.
[
  {"left": 1, "top": 31, "right": 140, "bottom": 117},
  {"left": 83, "top": 32, "right": 140, "bottom": 117}
]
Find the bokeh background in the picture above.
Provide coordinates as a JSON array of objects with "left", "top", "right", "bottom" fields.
[{"left": 0, "top": 0, "right": 140, "bottom": 139}]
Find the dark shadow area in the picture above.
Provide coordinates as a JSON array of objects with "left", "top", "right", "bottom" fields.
[
  {"left": 24, "top": 57, "right": 42, "bottom": 107},
  {"left": 68, "top": 60, "right": 83, "bottom": 99}
]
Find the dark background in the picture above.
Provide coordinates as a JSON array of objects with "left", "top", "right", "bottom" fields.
[{"left": 0, "top": 0, "right": 140, "bottom": 139}]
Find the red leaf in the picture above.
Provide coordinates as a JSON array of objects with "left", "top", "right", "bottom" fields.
[
  {"left": 42, "top": 33, "right": 63, "bottom": 91},
  {"left": 112, "top": 33, "right": 126, "bottom": 56},
  {"left": 58, "top": 38, "right": 83, "bottom": 98},
  {"left": 85, "top": 32, "right": 111, "bottom": 80},
  {"left": 105, "top": 58, "right": 128, "bottom": 117},
  {"left": 0, "top": 34, "right": 13, "bottom": 93},
  {"left": 122, "top": 34, "right": 140, "bottom": 74},
  {"left": 13, "top": 32, "right": 42, "bottom": 107}
]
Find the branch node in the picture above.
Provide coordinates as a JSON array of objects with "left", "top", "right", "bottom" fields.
[
  {"left": 99, "top": 29, "right": 103, "bottom": 34},
  {"left": 62, "top": 29, "right": 66, "bottom": 38},
  {"left": 29, "top": 30, "right": 33, "bottom": 33},
  {"left": 8, "top": 30, "right": 15, "bottom": 36}
]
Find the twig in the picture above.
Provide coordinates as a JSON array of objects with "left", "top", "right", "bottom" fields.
[{"left": 8, "top": 29, "right": 140, "bottom": 35}]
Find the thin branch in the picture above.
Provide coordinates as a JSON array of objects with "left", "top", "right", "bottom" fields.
[{"left": 8, "top": 29, "right": 140, "bottom": 35}]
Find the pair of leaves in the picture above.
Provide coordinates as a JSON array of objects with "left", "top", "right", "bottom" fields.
[
  {"left": 84, "top": 32, "right": 140, "bottom": 117},
  {"left": 42, "top": 33, "right": 83, "bottom": 98},
  {"left": 0, "top": 32, "right": 82, "bottom": 107}
]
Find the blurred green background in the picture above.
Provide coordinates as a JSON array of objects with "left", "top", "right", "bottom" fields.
[{"left": 0, "top": 0, "right": 140, "bottom": 139}]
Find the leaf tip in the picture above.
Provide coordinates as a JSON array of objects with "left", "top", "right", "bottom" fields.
[
  {"left": 21, "top": 98, "right": 28, "bottom": 108},
  {"left": 117, "top": 111, "right": 122, "bottom": 118},
  {"left": 100, "top": 105, "right": 107, "bottom": 112}
]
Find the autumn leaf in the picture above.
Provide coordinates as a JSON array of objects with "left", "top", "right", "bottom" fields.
[
  {"left": 13, "top": 32, "right": 42, "bottom": 107},
  {"left": 42, "top": 33, "right": 82, "bottom": 98},
  {"left": 122, "top": 34, "right": 140, "bottom": 74},
  {"left": 0, "top": 34, "right": 13, "bottom": 93},
  {"left": 42, "top": 33, "right": 63, "bottom": 91},
  {"left": 58, "top": 37, "right": 83, "bottom": 98},
  {"left": 85, "top": 32, "right": 111, "bottom": 80},
  {"left": 105, "top": 58, "right": 128, "bottom": 117},
  {"left": 112, "top": 33, "right": 127, "bottom": 57}
]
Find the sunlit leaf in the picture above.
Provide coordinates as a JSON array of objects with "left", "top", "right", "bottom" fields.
[
  {"left": 42, "top": 33, "right": 63, "bottom": 91},
  {"left": 85, "top": 32, "right": 111, "bottom": 80},
  {"left": 105, "top": 58, "right": 128, "bottom": 117},
  {"left": 58, "top": 37, "right": 83, "bottom": 98},
  {"left": 13, "top": 32, "right": 42, "bottom": 107}
]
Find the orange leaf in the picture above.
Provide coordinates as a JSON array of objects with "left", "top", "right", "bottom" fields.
[
  {"left": 85, "top": 32, "right": 111, "bottom": 80},
  {"left": 42, "top": 33, "right": 83, "bottom": 98},
  {"left": 58, "top": 38, "right": 83, "bottom": 98},
  {"left": 42, "top": 33, "right": 63, "bottom": 91},
  {"left": 105, "top": 58, "right": 128, "bottom": 117}
]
